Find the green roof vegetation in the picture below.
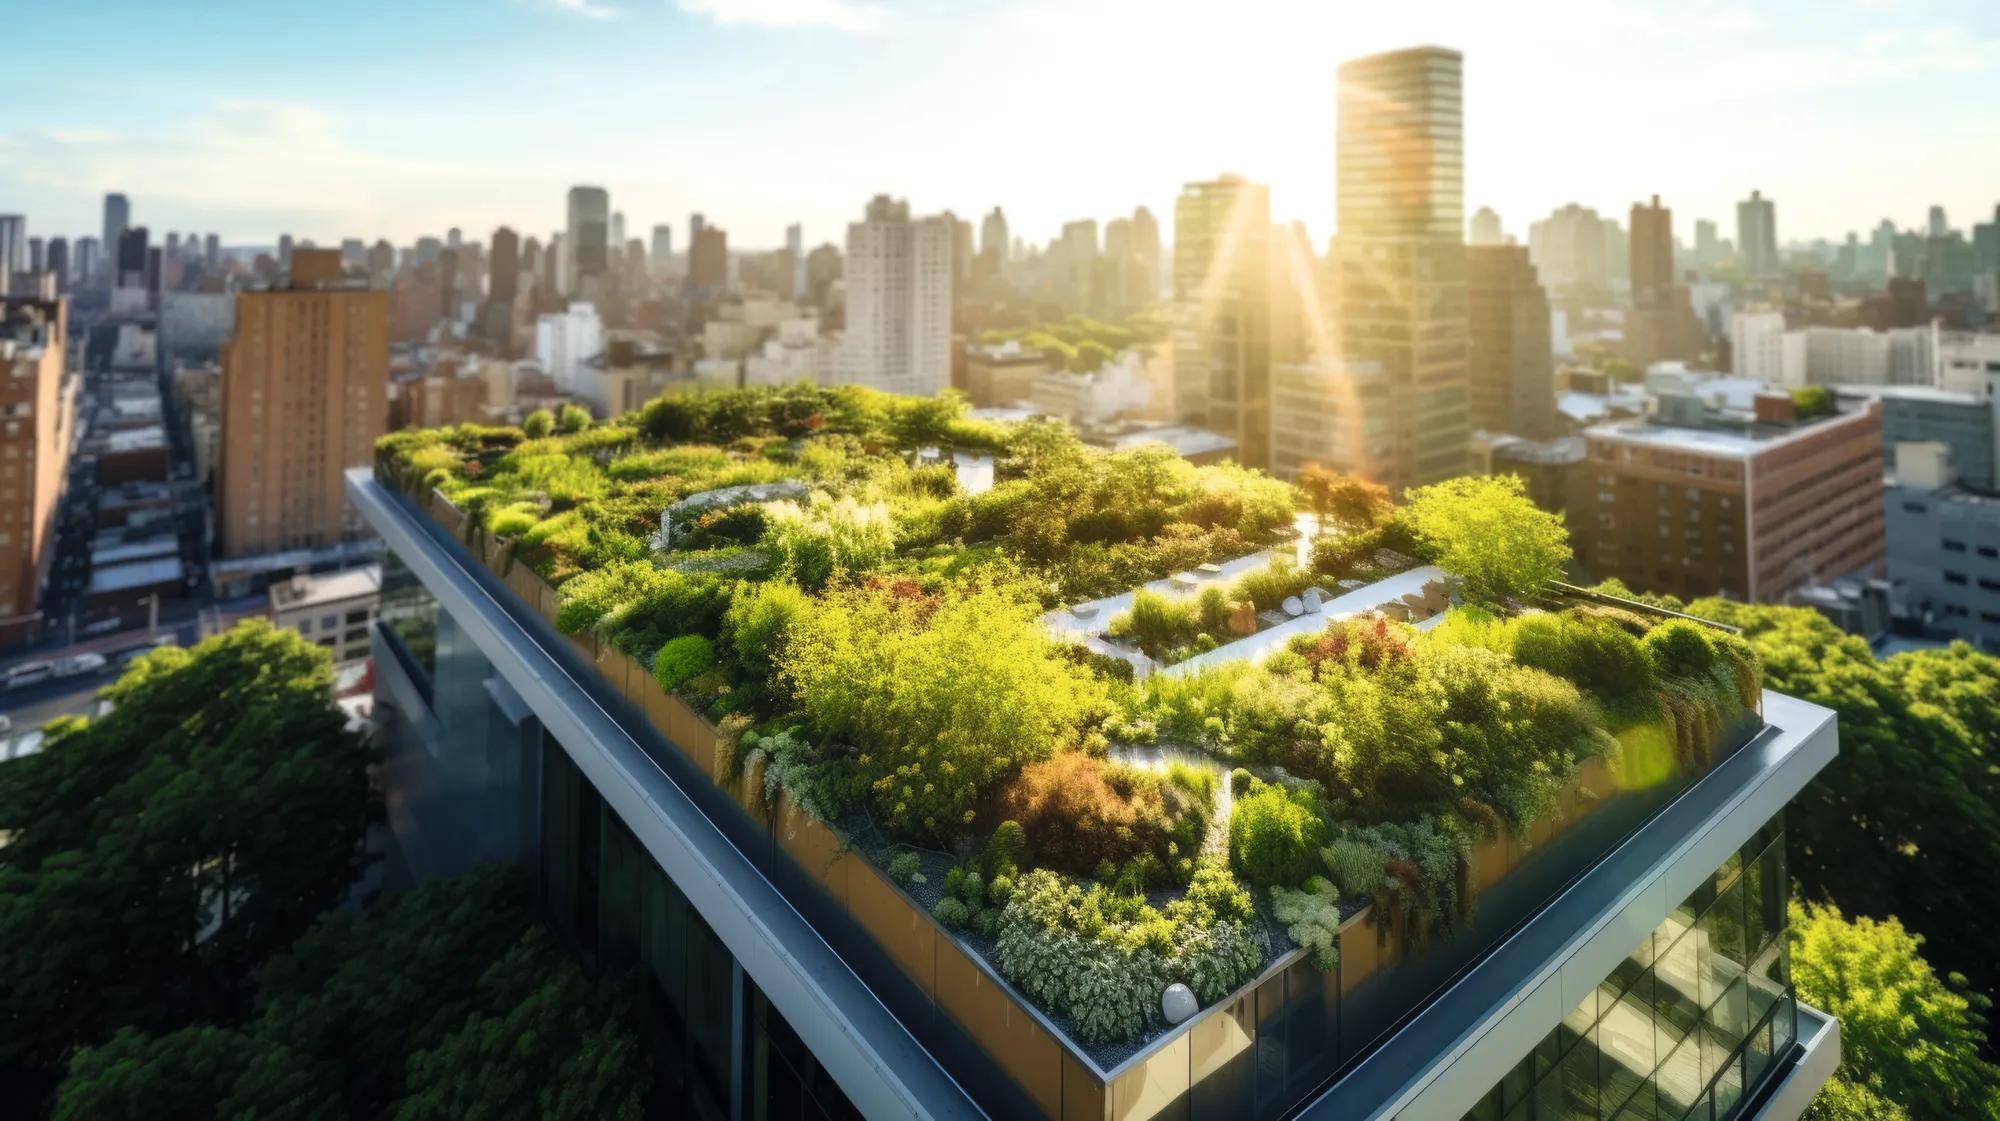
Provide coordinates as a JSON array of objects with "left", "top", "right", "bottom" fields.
[{"left": 376, "top": 384, "right": 1764, "bottom": 1048}]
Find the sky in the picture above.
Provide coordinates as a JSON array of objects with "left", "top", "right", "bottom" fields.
[{"left": 2, "top": 0, "right": 1997, "bottom": 253}]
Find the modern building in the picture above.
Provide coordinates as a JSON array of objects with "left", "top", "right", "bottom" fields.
[
  {"left": 957, "top": 339, "right": 1052, "bottom": 408},
  {"left": 489, "top": 226, "right": 521, "bottom": 306},
  {"left": 1576, "top": 393, "right": 1885, "bottom": 602},
  {"left": 346, "top": 399, "right": 1841, "bottom": 1121},
  {"left": 1627, "top": 196, "right": 1704, "bottom": 366},
  {"left": 1883, "top": 441, "right": 2000, "bottom": 650},
  {"left": 535, "top": 302, "right": 605, "bottom": 397},
  {"left": 1527, "top": 204, "right": 1613, "bottom": 296},
  {"left": 1730, "top": 311, "right": 1787, "bottom": 383},
  {"left": 0, "top": 216, "right": 25, "bottom": 293},
  {"left": 1831, "top": 376, "right": 2000, "bottom": 491},
  {"left": 563, "top": 186, "right": 611, "bottom": 298},
  {"left": 1466, "top": 243, "right": 1555, "bottom": 439},
  {"left": 102, "top": 193, "right": 130, "bottom": 289},
  {"left": 651, "top": 224, "right": 674, "bottom": 279},
  {"left": 217, "top": 249, "right": 389, "bottom": 558},
  {"left": 1335, "top": 45, "right": 1470, "bottom": 490},
  {"left": 0, "top": 298, "right": 78, "bottom": 643},
  {"left": 689, "top": 226, "right": 730, "bottom": 295},
  {"left": 979, "top": 206, "right": 1009, "bottom": 281},
  {"left": 1939, "top": 330, "right": 2000, "bottom": 393},
  {"left": 1269, "top": 356, "right": 1392, "bottom": 481},
  {"left": 1468, "top": 206, "right": 1503, "bottom": 246},
  {"left": 1737, "top": 191, "right": 1778, "bottom": 279},
  {"left": 839, "top": 195, "right": 954, "bottom": 396},
  {"left": 269, "top": 564, "right": 381, "bottom": 664},
  {"left": 1174, "top": 175, "right": 1273, "bottom": 469}
]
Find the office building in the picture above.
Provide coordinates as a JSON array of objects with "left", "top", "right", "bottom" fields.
[
  {"left": 689, "top": 226, "right": 729, "bottom": 294},
  {"left": 979, "top": 206, "right": 1008, "bottom": 280},
  {"left": 1884, "top": 442, "right": 2000, "bottom": 650},
  {"left": 269, "top": 564, "right": 381, "bottom": 665},
  {"left": 0, "top": 298, "right": 78, "bottom": 643},
  {"left": 1627, "top": 196, "right": 1703, "bottom": 365},
  {"left": 217, "top": 249, "right": 388, "bottom": 558},
  {"left": 1335, "top": 45, "right": 1470, "bottom": 489},
  {"left": 489, "top": 226, "right": 520, "bottom": 306},
  {"left": 1737, "top": 190, "right": 1778, "bottom": 279},
  {"left": 115, "top": 226, "right": 149, "bottom": 290},
  {"left": 534, "top": 302, "right": 605, "bottom": 397},
  {"left": 0, "top": 216, "right": 24, "bottom": 295},
  {"left": 46, "top": 237, "right": 69, "bottom": 294},
  {"left": 563, "top": 186, "right": 610, "bottom": 297},
  {"left": 786, "top": 222, "right": 805, "bottom": 300},
  {"left": 650, "top": 224, "right": 673, "bottom": 278},
  {"left": 1174, "top": 174, "right": 1273, "bottom": 468},
  {"left": 1527, "top": 204, "right": 1612, "bottom": 295},
  {"left": 1269, "top": 356, "right": 1393, "bottom": 481},
  {"left": 1576, "top": 393, "right": 1884, "bottom": 602},
  {"left": 1731, "top": 311, "right": 1787, "bottom": 382},
  {"left": 75, "top": 237, "right": 101, "bottom": 288},
  {"left": 347, "top": 394, "right": 1840, "bottom": 1121},
  {"left": 102, "top": 193, "right": 129, "bottom": 288},
  {"left": 1832, "top": 376, "right": 2000, "bottom": 491},
  {"left": 1467, "top": 206, "right": 1503, "bottom": 246},
  {"left": 839, "top": 195, "right": 954, "bottom": 396},
  {"left": 1466, "top": 244, "right": 1555, "bottom": 438}
]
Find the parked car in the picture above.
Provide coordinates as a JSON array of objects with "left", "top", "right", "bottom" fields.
[
  {"left": 53, "top": 653, "right": 109, "bottom": 677},
  {"left": 4, "top": 662, "right": 54, "bottom": 689}
]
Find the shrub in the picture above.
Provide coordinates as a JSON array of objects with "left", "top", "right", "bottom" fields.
[
  {"left": 1170, "top": 860, "right": 1254, "bottom": 926},
  {"left": 653, "top": 635, "right": 716, "bottom": 691},
  {"left": 781, "top": 581, "right": 1107, "bottom": 843},
  {"left": 1270, "top": 876, "right": 1342, "bottom": 971},
  {"left": 1169, "top": 920, "right": 1265, "bottom": 1003},
  {"left": 1233, "top": 558, "right": 1314, "bottom": 613},
  {"left": 995, "top": 754, "right": 1174, "bottom": 875},
  {"left": 556, "top": 403, "right": 592, "bottom": 434},
  {"left": 1642, "top": 619, "right": 1719, "bottom": 680},
  {"left": 757, "top": 494, "right": 895, "bottom": 588},
  {"left": 1505, "top": 611, "right": 1657, "bottom": 716},
  {"left": 1229, "top": 767, "right": 1255, "bottom": 798},
  {"left": 522, "top": 409, "right": 554, "bottom": 438},
  {"left": 722, "top": 580, "right": 811, "bottom": 683},
  {"left": 931, "top": 897, "right": 970, "bottom": 930},
  {"left": 1398, "top": 475, "right": 1569, "bottom": 604},
  {"left": 1114, "top": 588, "right": 1201, "bottom": 659},
  {"left": 886, "top": 851, "right": 923, "bottom": 888},
  {"left": 986, "top": 820, "right": 1027, "bottom": 876},
  {"left": 1322, "top": 838, "right": 1387, "bottom": 900},
  {"left": 1228, "top": 782, "right": 1328, "bottom": 889}
]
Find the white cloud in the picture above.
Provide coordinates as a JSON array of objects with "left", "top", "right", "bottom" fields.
[
  {"left": 676, "top": 0, "right": 885, "bottom": 33},
  {"left": 539, "top": 0, "right": 623, "bottom": 19}
]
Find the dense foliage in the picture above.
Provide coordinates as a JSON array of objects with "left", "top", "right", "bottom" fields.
[
  {"left": 0, "top": 623, "right": 374, "bottom": 1107},
  {"left": 1398, "top": 475, "right": 1569, "bottom": 604},
  {"left": 1791, "top": 901, "right": 2000, "bottom": 1121}
]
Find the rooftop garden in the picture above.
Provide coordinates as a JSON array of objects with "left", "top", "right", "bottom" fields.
[
  {"left": 377, "top": 385, "right": 1763, "bottom": 1058},
  {"left": 977, "top": 311, "right": 1170, "bottom": 372}
]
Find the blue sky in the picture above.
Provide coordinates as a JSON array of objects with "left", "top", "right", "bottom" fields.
[{"left": 2, "top": 0, "right": 1996, "bottom": 252}]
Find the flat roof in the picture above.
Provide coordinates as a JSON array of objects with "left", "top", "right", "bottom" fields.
[
  {"left": 1102, "top": 424, "right": 1235, "bottom": 457},
  {"left": 87, "top": 557, "right": 185, "bottom": 595},
  {"left": 103, "top": 426, "right": 168, "bottom": 454},
  {"left": 91, "top": 536, "right": 179, "bottom": 566},
  {"left": 1833, "top": 382, "right": 1987, "bottom": 406},
  {"left": 271, "top": 564, "right": 382, "bottom": 611},
  {"left": 1587, "top": 408, "right": 1867, "bottom": 460}
]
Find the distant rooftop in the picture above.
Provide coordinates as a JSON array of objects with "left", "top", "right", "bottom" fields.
[{"left": 271, "top": 565, "right": 383, "bottom": 612}]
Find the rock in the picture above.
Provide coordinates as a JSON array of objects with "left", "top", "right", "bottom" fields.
[
  {"left": 1228, "top": 600, "right": 1259, "bottom": 636},
  {"left": 1162, "top": 983, "right": 1198, "bottom": 1025},
  {"left": 1281, "top": 596, "right": 1304, "bottom": 617}
]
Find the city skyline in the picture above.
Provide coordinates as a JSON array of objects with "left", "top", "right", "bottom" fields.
[{"left": 2, "top": 0, "right": 1997, "bottom": 249}]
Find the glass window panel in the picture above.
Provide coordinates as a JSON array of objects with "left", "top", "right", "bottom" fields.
[
  {"left": 1655, "top": 921, "right": 1700, "bottom": 1046},
  {"left": 1561, "top": 1031, "right": 1599, "bottom": 1120},
  {"left": 1611, "top": 1081, "right": 1655, "bottom": 1121},
  {"left": 1771, "top": 993, "right": 1797, "bottom": 1057},
  {"left": 1655, "top": 1033, "right": 1704, "bottom": 1118},
  {"left": 1744, "top": 1015, "right": 1775, "bottom": 1095},
  {"left": 1600, "top": 980, "right": 1655, "bottom": 1112},
  {"left": 1610, "top": 931, "right": 1654, "bottom": 997},
  {"left": 1711, "top": 1050, "right": 1744, "bottom": 1120},
  {"left": 1532, "top": 1060, "right": 1565, "bottom": 1120},
  {"left": 1562, "top": 989, "right": 1598, "bottom": 1057},
  {"left": 1699, "top": 879, "right": 1747, "bottom": 1014},
  {"left": 1503, "top": 1049, "right": 1536, "bottom": 1111}
]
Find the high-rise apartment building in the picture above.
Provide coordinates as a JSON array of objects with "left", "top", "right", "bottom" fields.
[
  {"left": 46, "top": 237, "right": 69, "bottom": 294},
  {"left": 0, "top": 216, "right": 24, "bottom": 295},
  {"left": 1468, "top": 205, "right": 1504, "bottom": 246},
  {"left": 204, "top": 233, "right": 221, "bottom": 269},
  {"left": 609, "top": 210, "right": 626, "bottom": 252},
  {"left": 217, "top": 249, "right": 388, "bottom": 558},
  {"left": 840, "top": 195, "right": 954, "bottom": 396},
  {"left": 1576, "top": 394, "right": 1884, "bottom": 601},
  {"left": 0, "top": 298, "right": 77, "bottom": 643},
  {"left": 786, "top": 222, "right": 805, "bottom": 300},
  {"left": 1335, "top": 45, "right": 1469, "bottom": 489},
  {"left": 979, "top": 206, "right": 1008, "bottom": 279},
  {"left": 1629, "top": 195, "right": 1704, "bottom": 365},
  {"left": 688, "top": 226, "right": 729, "bottom": 294},
  {"left": 1173, "top": 174, "right": 1272, "bottom": 467},
  {"left": 116, "top": 226, "right": 149, "bottom": 290},
  {"left": 1738, "top": 190, "right": 1778, "bottom": 278},
  {"left": 650, "top": 224, "right": 673, "bottom": 278},
  {"left": 101, "top": 193, "right": 129, "bottom": 289},
  {"left": 1527, "top": 203, "right": 1612, "bottom": 295},
  {"left": 1466, "top": 243, "right": 1555, "bottom": 438},
  {"left": 563, "top": 186, "right": 610, "bottom": 297},
  {"left": 1731, "top": 310, "right": 1787, "bottom": 381},
  {"left": 489, "top": 226, "right": 520, "bottom": 306}
]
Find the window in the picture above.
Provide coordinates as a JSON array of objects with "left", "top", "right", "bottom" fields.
[
  {"left": 1943, "top": 539, "right": 1968, "bottom": 553},
  {"left": 1945, "top": 571, "right": 1969, "bottom": 586},
  {"left": 1979, "top": 546, "right": 1999, "bottom": 560},
  {"left": 1903, "top": 502, "right": 1928, "bottom": 514},
  {"left": 344, "top": 608, "right": 370, "bottom": 625}
]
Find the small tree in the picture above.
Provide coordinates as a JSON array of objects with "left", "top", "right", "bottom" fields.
[
  {"left": 1297, "top": 463, "right": 1391, "bottom": 535},
  {"left": 1398, "top": 475, "right": 1569, "bottom": 604}
]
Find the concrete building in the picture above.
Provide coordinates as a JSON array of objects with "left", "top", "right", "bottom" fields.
[
  {"left": 839, "top": 195, "right": 954, "bottom": 396},
  {"left": 1576, "top": 393, "right": 1884, "bottom": 602},
  {"left": 0, "top": 298, "right": 79, "bottom": 643},
  {"left": 1466, "top": 243, "right": 1555, "bottom": 438},
  {"left": 1030, "top": 351, "right": 1158, "bottom": 424},
  {"left": 534, "top": 302, "right": 604, "bottom": 396},
  {"left": 1627, "top": 195, "right": 1704, "bottom": 366},
  {"left": 1468, "top": 206, "right": 1503, "bottom": 246},
  {"left": 743, "top": 317, "right": 839, "bottom": 389},
  {"left": 101, "top": 193, "right": 129, "bottom": 289},
  {"left": 1731, "top": 311, "right": 1787, "bottom": 382},
  {"left": 562, "top": 186, "right": 610, "bottom": 298},
  {"left": 1527, "top": 203, "right": 1612, "bottom": 296},
  {"left": 650, "top": 224, "right": 673, "bottom": 278},
  {"left": 1831, "top": 377, "right": 2000, "bottom": 491},
  {"left": 160, "top": 291, "right": 236, "bottom": 361},
  {"left": 1939, "top": 330, "right": 2000, "bottom": 393},
  {"left": 688, "top": 225, "right": 729, "bottom": 295},
  {"left": 217, "top": 249, "right": 388, "bottom": 558},
  {"left": 1884, "top": 442, "right": 2000, "bottom": 650},
  {"left": 1174, "top": 175, "right": 1272, "bottom": 469},
  {"left": 269, "top": 564, "right": 381, "bottom": 664},
  {"left": 1738, "top": 190, "right": 1778, "bottom": 279},
  {"left": 956, "top": 339, "right": 1049, "bottom": 408},
  {"left": 1335, "top": 46, "right": 1470, "bottom": 489}
]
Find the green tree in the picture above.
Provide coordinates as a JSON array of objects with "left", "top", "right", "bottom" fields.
[
  {"left": 54, "top": 1025, "right": 344, "bottom": 1121},
  {"left": 1296, "top": 463, "right": 1391, "bottom": 535},
  {"left": 0, "top": 622, "right": 374, "bottom": 1105},
  {"left": 1681, "top": 600, "right": 2000, "bottom": 1041},
  {"left": 394, "top": 928, "right": 647, "bottom": 1121},
  {"left": 1398, "top": 475, "right": 1570, "bottom": 604},
  {"left": 555, "top": 403, "right": 592, "bottom": 434},
  {"left": 1791, "top": 901, "right": 2000, "bottom": 1121},
  {"left": 521, "top": 408, "right": 554, "bottom": 438}
]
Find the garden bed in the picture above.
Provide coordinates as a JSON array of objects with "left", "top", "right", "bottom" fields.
[{"left": 375, "top": 387, "right": 1766, "bottom": 1121}]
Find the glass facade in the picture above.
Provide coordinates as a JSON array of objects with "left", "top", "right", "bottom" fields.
[
  {"left": 1459, "top": 816, "right": 1795, "bottom": 1121},
  {"left": 379, "top": 548, "right": 439, "bottom": 694},
  {"left": 542, "top": 734, "right": 860, "bottom": 1121}
]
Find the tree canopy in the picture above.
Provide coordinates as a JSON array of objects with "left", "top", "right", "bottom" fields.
[
  {"left": 1791, "top": 900, "right": 2000, "bottom": 1121},
  {"left": 1399, "top": 475, "right": 1571, "bottom": 604},
  {"left": 1296, "top": 463, "right": 1390, "bottom": 535},
  {"left": 0, "top": 622, "right": 375, "bottom": 1106}
]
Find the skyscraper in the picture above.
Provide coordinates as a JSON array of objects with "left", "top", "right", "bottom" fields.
[
  {"left": 46, "top": 237, "right": 69, "bottom": 293},
  {"left": 0, "top": 216, "right": 24, "bottom": 293},
  {"left": 979, "top": 207, "right": 1008, "bottom": 280},
  {"left": 650, "top": 224, "right": 673, "bottom": 278},
  {"left": 1737, "top": 189, "right": 1778, "bottom": 278},
  {"left": 786, "top": 222, "right": 805, "bottom": 300},
  {"left": 1173, "top": 174, "right": 1272, "bottom": 467},
  {"left": 1468, "top": 206, "right": 1504, "bottom": 246},
  {"left": 689, "top": 226, "right": 728, "bottom": 294},
  {"left": 1927, "top": 205, "right": 1947, "bottom": 238},
  {"left": 1130, "top": 205, "right": 1161, "bottom": 302},
  {"left": 841, "top": 195, "right": 954, "bottom": 396},
  {"left": 610, "top": 210, "right": 626, "bottom": 251},
  {"left": 116, "top": 226, "right": 149, "bottom": 290},
  {"left": 1466, "top": 244, "right": 1554, "bottom": 438},
  {"left": 101, "top": 193, "right": 129, "bottom": 289},
  {"left": 0, "top": 297, "right": 74, "bottom": 643},
  {"left": 564, "top": 186, "right": 610, "bottom": 297},
  {"left": 490, "top": 226, "right": 521, "bottom": 305},
  {"left": 1628, "top": 195, "right": 1703, "bottom": 364},
  {"left": 217, "top": 249, "right": 388, "bottom": 558},
  {"left": 1335, "top": 45, "right": 1469, "bottom": 489},
  {"left": 205, "top": 233, "right": 221, "bottom": 268}
]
